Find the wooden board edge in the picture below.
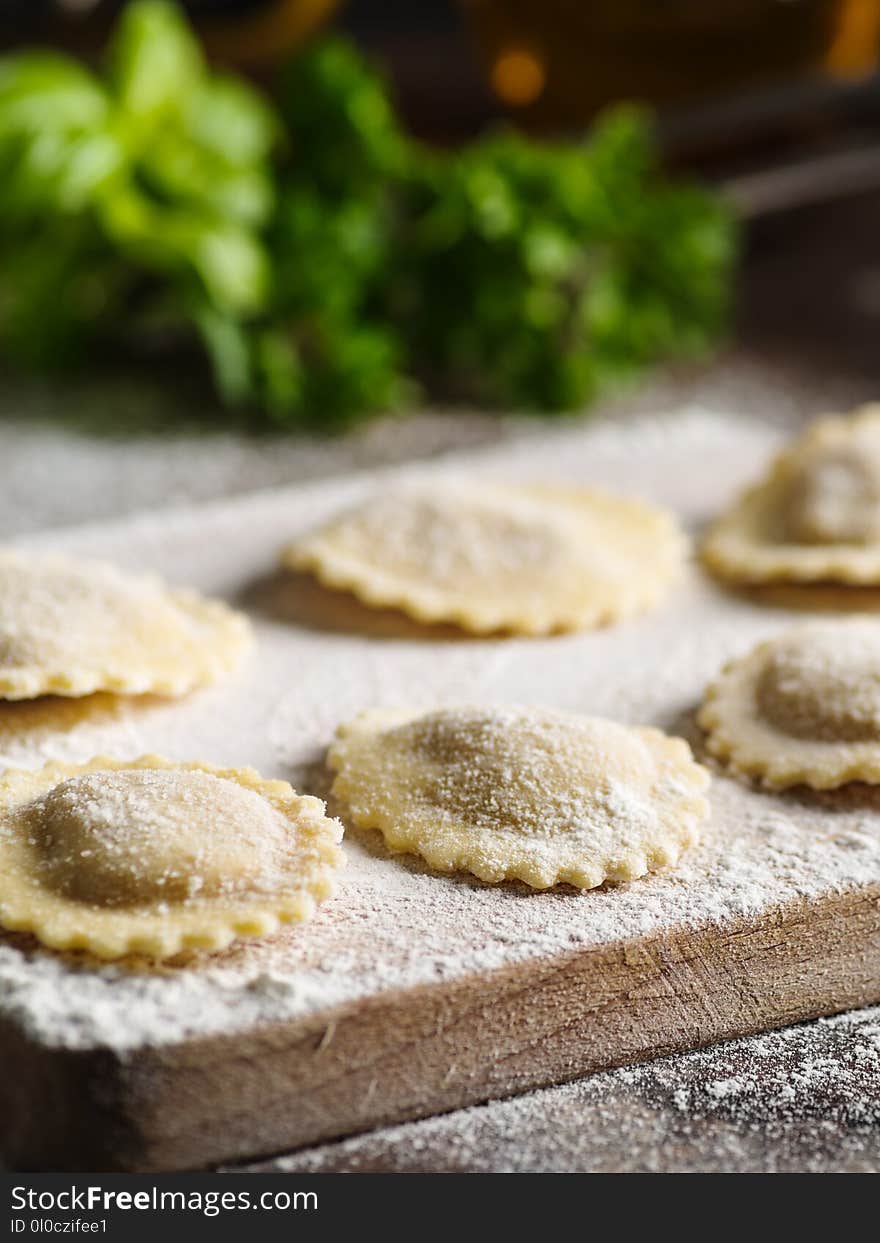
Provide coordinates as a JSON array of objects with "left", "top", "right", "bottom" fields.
[
  {"left": 0, "top": 1021, "right": 140, "bottom": 1170},
  {"left": 5, "top": 883, "right": 880, "bottom": 1171}
]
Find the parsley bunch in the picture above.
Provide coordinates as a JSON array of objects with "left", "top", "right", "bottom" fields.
[{"left": 389, "top": 113, "right": 735, "bottom": 410}]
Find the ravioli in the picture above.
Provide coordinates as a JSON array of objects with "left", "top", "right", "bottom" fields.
[
  {"left": 329, "top": 705, "right": 709, "bottom": 889},
  {"left": 284, "top": 483, "right": 686, "bottom": 635},
  {"left": 0, "top": 550, "right": 250, "bottom": 700},
  {"left": 703, "top": 405, "right": 880, "bottom": 586},
  {"left": 0, "top": 756, "right": 343, "bottom": 959},
  {"left": 699, "top": 619, "right": 880, "bottom": 788}
]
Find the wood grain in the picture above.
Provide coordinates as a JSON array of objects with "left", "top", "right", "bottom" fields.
[{"left": 4, "top": 884, "right": 880, "bottom": 1171}]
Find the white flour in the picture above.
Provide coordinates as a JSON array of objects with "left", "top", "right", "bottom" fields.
[
  {"left": 0, "top": 353, "right": 843, "bottom": 539},
  {"left": 1, "top": 406, "right": 879, "bottom": 1057}
]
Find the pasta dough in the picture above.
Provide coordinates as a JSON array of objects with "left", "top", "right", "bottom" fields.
[
  {"left": 0, "top": 756, "right": 343, "bottom": 959},
  {"left": 0, "top": 550, "right": 250, "bottom": 699},
  {"left": 698, "top": 619, "right": 880, "bottom": 788},
  {"left": 702, "top": 405, "right": 880, "bottom": 585},
  {"left": 329, "top": 705, "right": 709, "bottom": 889},
  {"left": 284, "top": 484, "right": 686, "bottom": 635}
]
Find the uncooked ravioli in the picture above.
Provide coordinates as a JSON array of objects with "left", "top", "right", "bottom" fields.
[
  {"left": 0, "top": 550, "right": 250, "bottom": 700},
  {"left": 702, "top": 405, "right": 880, "bottom": 586},
  {"left": 699, "top": 618, "right": 880, "bottom": 788},
  {"left": 329, "top": 705, "right": 709, "bottom": 889},
  {"left": 284, "top": 483, "right": 686, "bottom": 635},
  {"left": 0, "top": 756, "right": 343, "bottom": 959}
]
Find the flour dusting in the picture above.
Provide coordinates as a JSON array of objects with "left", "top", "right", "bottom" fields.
[{"left": 1, "top": 407, "right": 879, "bottom": 1055}]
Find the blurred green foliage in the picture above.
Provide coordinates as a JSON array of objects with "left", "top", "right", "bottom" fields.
[
  {"left": 198, "top": 38, "right": 412, "bottom": 428},
  {"left": 0, "top": 1, "right": 737, "bottom": 429},
  {"left": 389, "top": 114, "right": 735, "bottom": 410},
  {"left": 0, "top": 0, "right": 274, "bottom": 370}
]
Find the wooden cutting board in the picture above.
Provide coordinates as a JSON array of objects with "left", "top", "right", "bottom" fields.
[{"left": 4, "top": 409, "right": 880, "bottom": 1173}]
